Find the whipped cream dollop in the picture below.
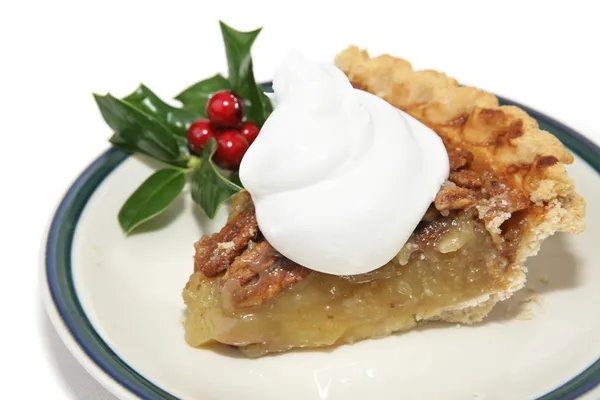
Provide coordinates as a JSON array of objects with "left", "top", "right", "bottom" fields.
[{"left": 239, "top": 53, "right": 449, "bottom": 275}]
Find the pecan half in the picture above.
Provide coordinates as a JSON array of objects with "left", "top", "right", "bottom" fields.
[
  {"left": 434, "top": 183, "right": 477, "bottom": 211},
  {"left": 222, "top": 241, "right": 311, "bottom": 308},
  {"left": 448, "top": 148, "right": 474, "bottom": 171},
  {"left": 449, "top": 169, "right": 482, "bottom": 189},
  {"left": 193, "top": 196, "right": 259, "bottom": 277}
]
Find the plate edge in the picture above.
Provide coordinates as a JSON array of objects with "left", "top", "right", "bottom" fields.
[
  {"left": 41, "top": 92, "right": 600, "bottom": 400},
  {"left": 40, "top": 170, "right": 140, "bottom": 400}
]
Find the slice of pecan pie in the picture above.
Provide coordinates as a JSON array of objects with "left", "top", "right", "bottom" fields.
[{"left": 182, "top": 47, "right": 585, "bottom": 358}]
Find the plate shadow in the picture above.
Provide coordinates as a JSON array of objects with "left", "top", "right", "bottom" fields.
[{"left": 485, "top": 233, "right": 581, "bottom": 322}]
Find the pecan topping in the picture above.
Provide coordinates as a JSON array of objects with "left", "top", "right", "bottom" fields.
[
  {"left": 434, "top": 183, "right": 477, "bottom": 211},
  {"left": 223, "top": 241, "right": 311, "bottom": 308},
  {"left": 449, "top": 169, "right": 482, "bottom": 189},
  {"left": 193, "top": 196, "right": 258, "bottom": 277},
  {"left": 447, "top": 148, "right": 474, "bottom": 171},
  {"left": 223, "top": 241, "right": 274, "bottom": 286},
  {"left": 193, "top": 191, "right": 310, "bottom": 308}
]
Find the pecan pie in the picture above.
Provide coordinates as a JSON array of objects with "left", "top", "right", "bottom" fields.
[{"left": 182, "top": 47, "right": 585, "bottom": 357}]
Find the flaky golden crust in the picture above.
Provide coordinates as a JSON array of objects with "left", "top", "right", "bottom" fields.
[
  {"left": 336, "top": 46, "right": 578, "bottom": 205},
  {"left": 335, "top": 46, "right": 586, "bottom": 323}
]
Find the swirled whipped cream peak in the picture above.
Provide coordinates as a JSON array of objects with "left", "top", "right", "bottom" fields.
[{"left": 239, "top": 52, "right": 449, "bottom": 276}]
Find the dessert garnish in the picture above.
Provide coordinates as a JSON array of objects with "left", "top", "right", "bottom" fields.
[
  {"left": 239, "top": 52, "right": 449, "bottom": 274},
  {"left": 94, "top": 22, "right": 269, "bottom": 234}
]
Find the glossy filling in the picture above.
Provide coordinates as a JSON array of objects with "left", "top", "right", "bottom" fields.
[{"left": 183, "top": 211, "right": 510, "bottom": 357}]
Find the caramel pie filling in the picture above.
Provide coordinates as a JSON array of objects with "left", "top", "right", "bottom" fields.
[{"left": 183, "top": 207, "right": 512, "bottom": 357}]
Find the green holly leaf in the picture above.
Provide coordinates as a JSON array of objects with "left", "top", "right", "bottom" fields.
[{"left": 118, "top": 168, "right": 187, "bottom": 234}]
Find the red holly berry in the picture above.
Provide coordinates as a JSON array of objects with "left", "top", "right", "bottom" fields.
[
  {"left": 239, "top": 121, "right": 260, "bottom": 144},
  {"left": 214, "top": 130, "right": 249, "bottom": 170},
  {"left": 187, "top": 119, "right": 216, "bottom": 153},
  {"left": 207, "top": 90, "right": 245, "bottom": 128}
]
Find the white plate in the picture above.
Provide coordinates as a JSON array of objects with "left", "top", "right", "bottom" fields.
[{"left": 43, "top": 96, "right": 600, "bottom": 400}]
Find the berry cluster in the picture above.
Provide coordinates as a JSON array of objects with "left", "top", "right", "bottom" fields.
[{"left": 187, "top": 90, "right": 260, "bottom": 169}]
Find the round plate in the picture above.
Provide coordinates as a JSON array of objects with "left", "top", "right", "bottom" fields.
[{"left": 43, "top": 95, "right": 600, "bottom": 400}]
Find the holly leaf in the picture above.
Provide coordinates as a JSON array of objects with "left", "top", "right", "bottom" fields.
[
  {"left": 257, "top": 87, "right": 273, "bottom": 122},
  {"left": 118, "top": 168, "right": 187, "bottom": 234},
  {"left": 191, "top": 138, "right": 242, "bottom": 218},
  {"left": 124, "top": 84, "right": 202, "bottom": 137},
  {"left": 219, "top": 21, "right": 271, "bottom": 126},
  {"left": 174, "top": 74, "right": 232, "bottom": 115},
  {"left": 94, "top": 93, "right": 189, "bottom": 167},
  {"left": 229, "top": 170, "right": 243, "bottom": 188}
]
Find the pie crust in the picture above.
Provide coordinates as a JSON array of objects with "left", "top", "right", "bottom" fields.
[{"left": 334, "top": 46, "right": 585, "bottom": 322}]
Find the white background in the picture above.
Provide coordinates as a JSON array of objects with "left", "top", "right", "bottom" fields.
[{"left": 1, "top": 0, "right": 599, "bottom": 398}]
